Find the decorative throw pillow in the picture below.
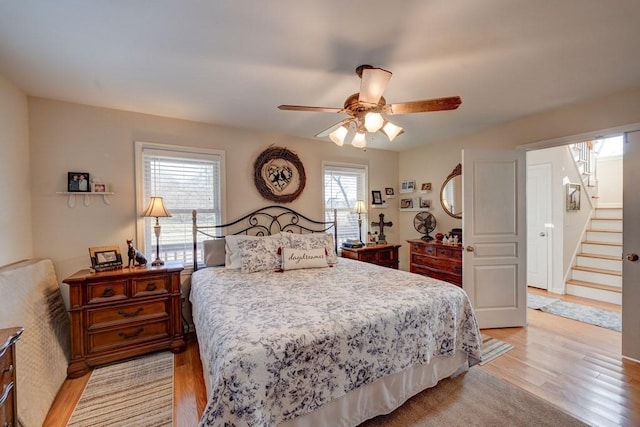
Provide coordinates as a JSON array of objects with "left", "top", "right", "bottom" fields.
[
  {"left": 281, "top": 247, "right": 329, "bottom": 270},
  {"left": 225, "top": 235, "right": 261, "bottom": 269},
  {"left": 203, "top": 239, "right": 226, "bottom": 267},
  {"left": 281, "top": 232, "right": 338, "bottom": 265},
  {"left": 237, "top": 235, "right": 283, "bottom": 273}
]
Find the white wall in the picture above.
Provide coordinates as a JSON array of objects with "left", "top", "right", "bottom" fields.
[
  {"left": 0, "top": 75, "right": 32, "bottom": 266},
  {"left": 27, "top": 98, "right": 399, "bottom": 286},
  {"left": 596, "top": 157, "right": 623, "bottom": 206}
]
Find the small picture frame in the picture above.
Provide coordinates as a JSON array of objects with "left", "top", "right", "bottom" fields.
[
  {"left": 371, "top": 190, "right": 383, "bottom": 205},
  {"left": 400, "top": 198, "right": 413, "bottom": 209},
  {"left": 400, "top": 180, "right": 416, "bottom": 193},
  {"left": 68, "top": 172, "right": 90, "bottom": 192},
  {"left": 566, "top": 183, "right": 581, "bottom": 211},
  {"left": 385, "top": 187, "right": 395, "bottom": 198},
  {"left": 92, "top": 182, "right": 108, "bottom": 193},
  {"left": 89, "top": 245, "right": 123, "bottom": 271},
  {"left": 420, "top": 198, "right": 431, "bottom": 208},
  {"left": 421, "top": 182, "right": 432, "bottom": 191}
]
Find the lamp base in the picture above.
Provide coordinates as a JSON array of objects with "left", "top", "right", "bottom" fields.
[{"left": 151, "top": 258, "right": 165, "bottom": 266}]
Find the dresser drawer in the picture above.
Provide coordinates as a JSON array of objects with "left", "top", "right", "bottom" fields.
[
  {"left": 86, "top": 299, "right": 170, "bottom": 330},
  {"left": 411, "top": 242, "right": 436, "bottom": 256},
  {"left": 87, "top": 280, "right": 128, "bottom": 304},
  {"left": 87, "top": 320, "right": 170, "bottom": 354},
  {"left": 436, "top": 246, "right": 462, "bottom": 260},
  {"left": 0, "top": 360, "right": 14, "bottom": 390},
  {"left": 428, "top": 257, "right": 462, "bottom": 275},
  {"left": 131, "top": 275, "right": 168, "bottom": 298}
]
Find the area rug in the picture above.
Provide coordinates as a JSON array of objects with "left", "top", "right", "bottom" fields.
[
  {"left": 480, "top": 334, "right": 514, "bottom": 365},
  {"left": 527, "top": 292, "right": 559, "bottom": 309},
  {"left": 67, "top": 351, "right": 174, "bottom": 427},
  {"left": 540, "top": 300, "right": 622, "bottom": 332},
  {"left": 361, "top": 367, "right": 586, "bottom": 426}
]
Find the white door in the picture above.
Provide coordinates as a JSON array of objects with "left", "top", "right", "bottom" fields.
[
  {"left": 462, "top": 149, "right": 527, "bottom": 328},
  {"left": 622, "top": 131, "right": 640, "bottom": 360},
  {"left": 526, "top": 163, "right": 551, "bottom": 289}
]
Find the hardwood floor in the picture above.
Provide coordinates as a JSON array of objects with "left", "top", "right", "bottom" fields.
[{"left": 45, "top": 289, "right": 639, "bottom": 426}]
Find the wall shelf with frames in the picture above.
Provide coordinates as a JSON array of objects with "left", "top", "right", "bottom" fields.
[{"left": 56, "top": 192, "right": 115, "bottom": 208}]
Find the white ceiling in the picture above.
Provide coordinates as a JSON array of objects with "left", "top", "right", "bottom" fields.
[{"left": 1, "top": 1, "right": 640, "bottom": 151}]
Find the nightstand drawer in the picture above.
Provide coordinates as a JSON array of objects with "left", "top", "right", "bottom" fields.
[
  {"left": 87, "top": 280, "right": 128, "bottom": 304},
  {"left": 131, "top": 275, "right": 168, "bottom": 298},
  {"left": 86, "top": 300, "right": 170, "bottom": 330},
  {"left": 87, "top": 320, "right": 170, "bottom": 354},
  {"left": 0, "top": 387, "right": 15, "bottom": 424},
  {"left": 358, "top": 252, "right": 377, "bottom": 263}
]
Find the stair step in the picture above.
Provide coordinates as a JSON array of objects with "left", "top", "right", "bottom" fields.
[
  {"left": 566, "top": 279, "right": 622, "bottom": 294},
  {"left": 572, "top": 265, "right": 622, "bottom": 277},
  {"left": 583, "top": 240, "right": 622, "bottom": 247},
  {"left": 587, "top": 228, "right": 622, "bottom": 233},
  {"left": 576, "top": 252, "right": 622, "bottom": 261}
]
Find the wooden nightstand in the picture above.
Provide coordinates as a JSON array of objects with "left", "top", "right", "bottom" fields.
[
  {"left": 341, "top": 243, "right": 401, "bottom": 269},
  {"left": 63, "top": 262, "right": 185, "bottom": 378},
  {"left": 0, "top": 327, "right": 23, "bottom": 427}
]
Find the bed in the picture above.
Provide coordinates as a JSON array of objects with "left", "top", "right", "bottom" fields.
[{"left": 190, "top": 206, "right": 481, "bottom": 427}]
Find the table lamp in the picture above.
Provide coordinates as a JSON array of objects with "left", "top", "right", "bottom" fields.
[
  {"left": 142, "top": 196, "right": 172, "bottom": 266},
  {"left": 352, "top": 200, "right": 367, "bottom": 244}
]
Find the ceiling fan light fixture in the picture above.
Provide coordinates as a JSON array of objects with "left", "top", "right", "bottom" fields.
[
  {"left": 364, "top": 112, "right": 384, "bottom": 133},
  {"left": 351, "top": 131, "right": 367, "bottom": 149},
  {"left": 329, "top": 125, "right": 348, "bottom": 146},
  {"left": 381, "top": 120, "right": 404, "bottom": 141}
]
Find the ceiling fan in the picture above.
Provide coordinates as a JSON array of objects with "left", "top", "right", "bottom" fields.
[{"left": 278, "top": 65, "right": 462, "bottom": 148}]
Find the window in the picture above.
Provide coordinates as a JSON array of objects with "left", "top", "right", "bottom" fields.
[
  {"left": 135, "top": 142, "right": 225, "bottom": 267},
  {"left": 323, "top": 163, "right": 368, "bottom": 246}
]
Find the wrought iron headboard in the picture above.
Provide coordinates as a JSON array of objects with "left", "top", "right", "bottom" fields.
[{"left": 192, "top": 205, "right": 338, "bottom": 271}]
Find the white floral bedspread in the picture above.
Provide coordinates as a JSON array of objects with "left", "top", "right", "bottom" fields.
[{"left": 190, "top": 258, "right": 481, "bottom": 427}]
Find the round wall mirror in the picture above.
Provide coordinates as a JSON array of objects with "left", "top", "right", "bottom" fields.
[{"left": 440, "top": 163, "right": 462, "bottom": 219}]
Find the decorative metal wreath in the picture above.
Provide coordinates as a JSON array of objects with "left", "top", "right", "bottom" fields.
[{"left": 253, "top": 146, "right": 306, "bottom": 203}]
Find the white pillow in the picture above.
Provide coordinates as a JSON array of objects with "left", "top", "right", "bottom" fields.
[
  {"left": 237, "top": 235, "right": 284, "bottom": 273},
  {"left": 225, "top": 234, "right": 261, "bottom": 269},
  {"left": 282, "top": 247, "right": 329, "bottom": 270},
  {"left": 281, "top": 232, "right": 338, "bottom": 265}
]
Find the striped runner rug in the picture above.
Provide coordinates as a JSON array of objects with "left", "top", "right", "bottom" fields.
[
  {"left": 67, "top": 351, "right": 174, "bottom": 427},
  {"left": 479, "top": 334, "right": 514, "bottom": 365}
]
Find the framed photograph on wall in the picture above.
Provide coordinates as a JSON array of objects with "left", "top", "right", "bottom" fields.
[
  {"left": 371, "top": 190, "right": 383, "bottom": 205},
  {"left": 385, "top": 187, "right": 395, "bottom": 198},
  {"left": 420, "top": 198, "right": 431, "bottom": 208},
  {"left": 68, "top": 172, "right": 90, "bottom": 192},
  {"left": 400, "top": 198, "right": 413, "bottom": 209},
  {"left": 400, "top": 180, "right": 415, "bottom": 193},
  {"left": 566, "top": 183, "right": 581, "bottom": 211},
  {"left": 91, "top": 182, "right": 108, "bottom": 193},
  {"left": 421, "top": 182, "right": 432, "bottom": 191}
]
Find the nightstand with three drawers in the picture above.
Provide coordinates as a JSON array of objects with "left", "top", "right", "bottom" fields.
[{"left": 63, "top": 262, "right": 185, "bottom": 378}]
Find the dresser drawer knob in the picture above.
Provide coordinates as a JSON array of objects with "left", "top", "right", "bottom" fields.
[
  {"left": 102, "top": 287, "right": 115, "bottom": 298},
  {"left": 145, "top": 282, "right": 157, "bottom": 291},
  {"left": 117, "top": 307, "right": 143, "bottom": 318},
  {"left": 118, "top": 328, "right": 144, "bottom": 339}
]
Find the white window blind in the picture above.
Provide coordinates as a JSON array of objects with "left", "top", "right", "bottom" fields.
[
  {"left": 323, "top": 163, "right": 367, "bottom": 246},
  {"left": 138, "top": 144, "right": 224, "bottom": 266}
]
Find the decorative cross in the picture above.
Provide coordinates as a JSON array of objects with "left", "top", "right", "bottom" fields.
[{"left": 370, "top": 213, "right": 393, "bottom": 244}]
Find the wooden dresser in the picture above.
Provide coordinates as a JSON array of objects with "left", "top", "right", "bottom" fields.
[
  {"left": 0, "top": 327, "right": 23, "bottom": 427},
  {"left": 408, "top": 239, "right": 463, "bottom": 286},
  {"left": 63, "top": 262, "right": 185, "bottom": 378},
  {"left": 341, "top": 243, "right": 401, "bottom": 269}
]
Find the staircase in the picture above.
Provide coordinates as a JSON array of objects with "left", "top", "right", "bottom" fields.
[{"left": 566, "top": 207, "right": 622, "bottom": 305}]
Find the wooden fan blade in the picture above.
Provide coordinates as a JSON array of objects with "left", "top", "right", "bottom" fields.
[
  {"left": 358, "top": 67, "right": 392, "bottom": 105},
  {"left": 386, "top": 96, "right": 462, "bottom": 115},
  {"left": 278, "top": 105, "right": 343, "bottom": 113},
  {"left": 315, "top": 118, "right": 354, "bottom": 138}
]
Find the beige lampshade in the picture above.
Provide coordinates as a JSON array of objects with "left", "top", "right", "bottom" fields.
[
  {"left": 142, "top": 196, "right": 172, "bottom": 218},
  {"left": 353, "top": 200, "right": 367, "bottom": 214}
]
